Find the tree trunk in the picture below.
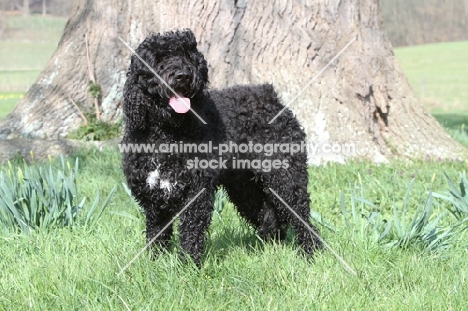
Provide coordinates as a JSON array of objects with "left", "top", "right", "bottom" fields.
[
  {"left": 0, "top": 0, "right": 465, "bottom": 162},
  {"left": 14, "top": 0, "right": 30, "bottom": 17},
  {"left": 22, "top": 0, "right": 29, "bottom": 17}
]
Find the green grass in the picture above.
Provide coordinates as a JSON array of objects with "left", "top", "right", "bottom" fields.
[{"left": 0, "top": 148, "right": 467, "bottom": 309}]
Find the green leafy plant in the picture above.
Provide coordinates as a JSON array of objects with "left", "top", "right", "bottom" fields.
[
  {"left": 341, "top": 183, "right": 391, "bottom": 243},
  {"left": 67, "top": 114, "right": 121, "bottom": 141},
  {"left": 388, "top": 183, "right": 455, "bottom": 252},
  {"left": 433, "top": 172, "right": 468, "bottom": 221},
  {"left": 343, "top": 176, "right": 461, "bottom": 252},
  {"left": 0, "top": 156, "right": 115, "bottom": 234},
  {"left": 88, "top": 81, "right": 101, "bottom": 98}
]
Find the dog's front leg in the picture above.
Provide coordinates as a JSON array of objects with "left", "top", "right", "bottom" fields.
[{"left": 177, "top": 188, "right": 214, "bottom": 267}]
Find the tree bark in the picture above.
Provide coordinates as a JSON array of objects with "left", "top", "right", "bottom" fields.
[
  {"left": 0, "top": 0, "right": 465, "bottom": 162},
  {"left": 42, "top": 0, "right": 46, "bottom": 17}
]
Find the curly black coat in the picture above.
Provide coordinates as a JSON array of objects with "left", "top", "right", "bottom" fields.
[{"left": 122, "top": 29, "right": 322, "bottom": 266}]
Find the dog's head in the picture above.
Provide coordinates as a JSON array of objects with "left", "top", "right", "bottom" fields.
[{"left": 126, "top": 29, "right": 208, "bottom": 115}]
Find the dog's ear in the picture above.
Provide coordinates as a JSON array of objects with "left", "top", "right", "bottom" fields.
[
  {"left": 197, "top": 53, "right": 209, "bottom": 85},
  {"left": 123, "top": 79, "right": 149, "bottom": 132}
]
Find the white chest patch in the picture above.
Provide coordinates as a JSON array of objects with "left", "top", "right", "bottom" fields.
[
  {"left": 146, "top": 168, "right": 177, "bottom": 193},
  {"left": 146, "top": 169, "right": 160, "bottom": 190},
  {"left": 159, "top": 179, "right": 177, "bottom": 193}
]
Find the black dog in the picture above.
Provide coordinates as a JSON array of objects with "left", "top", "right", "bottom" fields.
[{"left": 122, "top": 29, "right": 322, "bottom": 266}]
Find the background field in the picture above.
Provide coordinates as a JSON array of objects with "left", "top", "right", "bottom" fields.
[
  {"left": 0, "top": 14, "right": 467, "bottom": 310},
  {"left": 0, "top": 92, "right": 21, "bottom": 119},
  {"left": 0, "top": 15, "right": 466, "bottom": 141},
  {"left": 0, "top": 15, "right": 66, "bottom": 91},
  {"left": 394, "top": 42, "right": 468, "bottom": 132}
]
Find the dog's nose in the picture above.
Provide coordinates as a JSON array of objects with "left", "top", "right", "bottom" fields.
[{"left": 174, "top": 71, "right": 190, "bottom": 83}]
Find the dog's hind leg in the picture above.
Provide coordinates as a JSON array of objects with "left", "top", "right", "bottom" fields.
[
  {"left": 264, "top": 170, "right": 323, "bottom": 256},
  {"left": 222, "top": 173, "right": 287, "bottom": 241}
]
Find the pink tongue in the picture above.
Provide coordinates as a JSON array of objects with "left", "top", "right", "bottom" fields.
[{"left": 169, "top": 97, "right": 191, "bottom": 113}]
